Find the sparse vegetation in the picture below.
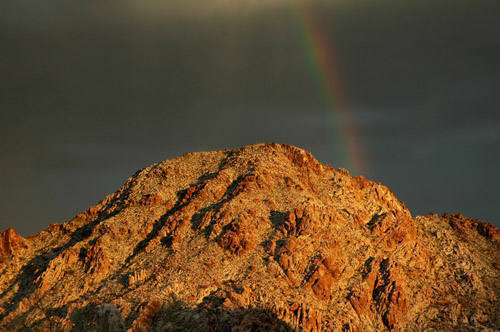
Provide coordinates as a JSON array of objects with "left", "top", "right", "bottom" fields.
[{"left": 0, "top": 144, "right": 498, "bottom": 331}]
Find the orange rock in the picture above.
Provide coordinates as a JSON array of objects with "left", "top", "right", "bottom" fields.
[
  {"left": 133, "top": 300, "right": 163, "bottom": 331},
  {"left": 138, "top": 193, "right": 164, "bottom": 206},
  {"left": 218, "top": 221, "right": 256, "bottom": 255},
  {"left": 310, "top": 265, "right": 335, "bottom": 300},
  {"left": 0, "top": 228, "right": 28, "bottom": 256},
  {"left": 83, "top": 239, "right": 111, "bottom": 282},
  {"left": 0, "top": 144, "right": 497, "bottom": 331},
  {"left": 349, "top": 290, "right": 370, "bottom": 316}
]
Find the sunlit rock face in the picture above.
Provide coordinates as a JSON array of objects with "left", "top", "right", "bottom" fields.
[{"left": 0, "top": 143, "right": 498, "bottom": 331}]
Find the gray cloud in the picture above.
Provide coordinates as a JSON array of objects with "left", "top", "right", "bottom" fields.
[{"left": 1, "top": 0, "right": 499, "bottom": 235}]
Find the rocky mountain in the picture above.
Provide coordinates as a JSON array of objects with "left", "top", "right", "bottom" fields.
[{"left": 0, "top": 143, "right": 498, "bottom": 331}]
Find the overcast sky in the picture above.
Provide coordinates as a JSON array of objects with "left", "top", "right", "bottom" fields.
[{"left": 1, "top": 0, "right": 499, "bottom": 235}]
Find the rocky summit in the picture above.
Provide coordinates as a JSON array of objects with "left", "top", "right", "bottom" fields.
[{"left": 0, "top": 143, "right": 498, "bottom": 331}]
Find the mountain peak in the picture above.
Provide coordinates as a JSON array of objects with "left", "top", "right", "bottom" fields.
[{"left": 0, "top": 144, "right": 498, "bottom": 331}]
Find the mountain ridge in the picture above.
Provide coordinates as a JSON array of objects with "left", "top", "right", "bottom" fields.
[{"left": 0, "top": 143, "right": 498, "bottom": 331}]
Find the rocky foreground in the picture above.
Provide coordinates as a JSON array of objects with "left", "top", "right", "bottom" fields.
[{"left": 0, "top": 143, "right": 498, "bottom": 331}]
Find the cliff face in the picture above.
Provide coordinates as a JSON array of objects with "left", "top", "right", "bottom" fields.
[{"left": 0, "top": 143, "right": 498, "bottom": 331}]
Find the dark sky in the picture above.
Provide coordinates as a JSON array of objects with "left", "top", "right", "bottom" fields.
[{"left": 1, "top": 0, "right": 499, "bottom": 236}]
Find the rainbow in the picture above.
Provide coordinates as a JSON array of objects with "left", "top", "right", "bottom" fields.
[{"left": 288, "top": 0, "right": 366, "bottom": 175}]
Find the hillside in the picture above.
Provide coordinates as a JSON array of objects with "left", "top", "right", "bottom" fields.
[{"left": 0, "top": 143, "right": 498, "bottom": 331}]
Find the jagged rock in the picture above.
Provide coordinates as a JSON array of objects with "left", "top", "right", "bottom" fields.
[
  {"left": 0, "top": 143, "right": 497, "bottom": 331},
  {"left": 35, "top": 247, "right": 80, "bottom": 295},
  {"left": 0, "top": 228, "right": 28, "bottom": 257},
  {"left": 83, "top": 239, "right": 111, "bottom": 283}
]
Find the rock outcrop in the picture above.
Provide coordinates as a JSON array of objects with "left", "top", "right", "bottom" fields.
[
  {"left": 0, "top": 228, "right": 28, "bottom": 257},
  {"left": 0, "top": 143, "right": 498, "bottom": 331}
]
